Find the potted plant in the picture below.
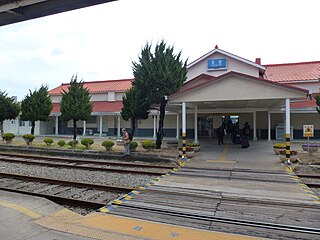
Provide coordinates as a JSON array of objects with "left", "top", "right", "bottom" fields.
[
  {"left": 273, "top": 143, "right": 286, "bottom": 155},
  {"left": 141, "top": 140, "right": 156, "bottom": 151},
  {"left": 302, "top": 143, "right": 319, "bottom": 153},
  {"left": 187, "top": 141, "right": 200, "bottom": 152},
  {"left": 178, "top": 146, "right": 195, "bottom": 158},
  {"left": 278, "top": 150, "right": 299, "bottom": 163},
  {"left": 167, "top": 140, "right": 179, "bottom": 149}
]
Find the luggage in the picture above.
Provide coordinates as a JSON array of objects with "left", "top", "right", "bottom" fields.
[
  {"left": 234, "top": 135, "right": 241, "bottom": 144},
  {"left": 241, "top": 136, "right": 249, "bottom": 148}
]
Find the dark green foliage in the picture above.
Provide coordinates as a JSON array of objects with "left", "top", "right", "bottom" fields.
[
  {"left": 0, "top": 91, "right": 20, "bottom": 133},
  {"left": 58, "top": 140, "right": 66, "bottom": 147},
  {"left": 121, "top": 87, "right": 150, "bottom": 137},
  {"left": 101, "top": 140, "right": 114, "bottom": 151},
  {"left": 68, "top": 140, "right": 78, "bottom": 148},
  {"left": 130, "top": 141, "right": 138, "bottom": 151},
  {"left": 132, "top": 40, "right": 187, "bottom": 148},
  {"left": 141, "top": 140, "right": 156, "bottom": 151},
  {"left": 81, "top": 138, "right": 94, "bottom": 149},
  {"left": 43, "top": 138, "right": 54, "bottom": 146},
  {"left": 20, "top": 86, "right": 52, "bottom": 135},
  {"left": 22, "top": 134, "right": 35, "bottom": 145},
  {"left": 2, "top": 133, "right": 15, "bottom": 143},
  {"left": 316, "top": 95, "right": 320, "bottom": 114},
  {"left": 61, "top": 75, "right": 93, "bottom": 140}
]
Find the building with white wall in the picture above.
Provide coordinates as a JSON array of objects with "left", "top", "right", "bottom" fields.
[{"left": 4, "top": 46, "right": 319, "bottom": 140}]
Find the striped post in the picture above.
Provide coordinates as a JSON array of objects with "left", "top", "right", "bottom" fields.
[
  {"left": 285, "top": 98, "right": 291, "bottom": 166},
  {"left": 182, "top": 132, "right": 187, "bottom": 159},
  {"left": 286, "top": 133, "right": 291, "bottom": 164},
  {"left": 181, "top": 102, "right": 187, "bottom": 160}
]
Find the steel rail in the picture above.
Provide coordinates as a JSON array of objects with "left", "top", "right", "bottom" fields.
[
  {"left": 297, "top": 174, "right": 320, "bottom": 178},
  {"left": 0, "top": 172, "right": 134, "bottom": 192},
  {"left": 0, "top": 156, "right": 164, "bottom": 176},
  {"left": 0, "top": 186, "right": 105, "bottom": 209},
  {"left": 113, "top": 203, "right": 320, "bottom": 235},
  {"left": 0, "top": 152, "right": 176, "bottom": 169}
]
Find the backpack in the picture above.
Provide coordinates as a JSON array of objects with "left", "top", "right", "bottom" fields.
[{"left": 128, "top": 132, "right": 133, "bottom": 141}]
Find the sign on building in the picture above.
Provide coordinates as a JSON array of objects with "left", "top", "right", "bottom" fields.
[
  {"left": 303, "top": 125, "right": 314, "bottom": 137},
  {"left": 207, "top": 58, "right": 227, "bottom": 70}
]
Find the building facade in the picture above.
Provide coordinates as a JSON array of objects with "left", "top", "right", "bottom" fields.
[{"left": 4, "top": 47, "right": 319, "bottom": 140}]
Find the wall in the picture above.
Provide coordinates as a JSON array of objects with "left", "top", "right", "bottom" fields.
[{"left": 187, "top": 52, "right": 260, "bottom": 80}]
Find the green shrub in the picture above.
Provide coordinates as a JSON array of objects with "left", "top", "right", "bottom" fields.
[
  {"left": 130, "top": 141, "right": 138, "bottom": 151},
  {"left": 188, "top": 141, "right": 200, "bottom": 147},
  {"left": 141, "top": 140, "right": 156, "bottom": 151},
  {"left": 58, "top": 140, "right": 66, "bottom": 147},
  {"left": 2, "top": 133, "right": 15, "bottom": 143},
  {"left": 101, "top": 140, "right": 114, "bottom": 151},
  {"left": 68, "top": 140, "right": 79, "bottom": 148},
  {"left": 43, "top": 138, "right": 54, "bottom": 146},
  {"left": 22, "top": 134, "right": 35, "bottom": 145},
  {"left": 80, "top": 138, "right": 94, "bottom": 149}
]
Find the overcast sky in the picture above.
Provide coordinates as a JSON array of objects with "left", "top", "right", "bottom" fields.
[{"left": 0, "top": 0, "right": 319, "bottom": 100}]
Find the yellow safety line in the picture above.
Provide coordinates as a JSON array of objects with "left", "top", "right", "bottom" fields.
[
  {"left": 206, "top": 145, "right": 229, "bottom": 162},
  {"left": 0, "top": 201, "right": 42, "bottom": 219},
  {"left": 76, "top": 214, "right": 260, "bottom": 240}
]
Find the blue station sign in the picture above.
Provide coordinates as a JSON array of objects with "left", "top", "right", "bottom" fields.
[{"left": 207, "top": 58, "right": 227, "bottom": 70}]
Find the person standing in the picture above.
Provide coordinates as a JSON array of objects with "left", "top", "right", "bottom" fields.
[
  {"left": 242, "top": 122, "right": 251, "bottom": 148},
  {"left": 122, "top": 128, "right": 131, "bottom": 156},
  {"left": 216, "top": 124, "right": 225, "bottom": 145}
]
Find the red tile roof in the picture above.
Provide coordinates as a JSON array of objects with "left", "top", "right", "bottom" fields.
[
  {"left": 291, "top": 94, "right": 319, "bottom": 109},
  {"left": 49, "top": 79, "right": 133, "bottom": 95},
  {"left": 264, "top": 61, "right": 320, "bottom": 82},
  {"left": 181, "top": 74, "right": 214, "bottom": 91},
  {"left": 170, "top": 71, "right": 308, "bottom": 99},
  {"left": 52, "top": 101, "right": 123, "bottom": 113}
]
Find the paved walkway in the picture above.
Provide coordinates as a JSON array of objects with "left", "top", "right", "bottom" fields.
[{"left": 0, "top": 140, "right": 319, "bottom": 240}]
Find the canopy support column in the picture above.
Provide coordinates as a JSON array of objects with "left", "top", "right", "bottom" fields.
[
  {"left": 253, "top": 111, "right": 257, "bottom": 141},
  {"left": 176, "top": 113, "right": 179, "bottom": 139},
  {"left": 285, "top": 98, "right": 291, "bottom": 166},
  {"left": 55, "top": 116, "right": 59, "bottom": 135},
  {"left": 181, "top": 102, "right": 187, "bottom": 160},
  {"left": 99, "top": 115, "right": 103, "bottom": 137},
  {"left": 268, "top": 111, "right": 271, "bottom": 141},
  {"left": 194, "top": 105, "right": 198, "bottom": 143}
]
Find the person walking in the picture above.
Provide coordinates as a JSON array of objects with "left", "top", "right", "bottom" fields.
[
  {"left": 216, "top": 124, "right": 225, "bottom": 145},
  {"left": 122, "top": 128, "right": 131, "bottom": 156}
]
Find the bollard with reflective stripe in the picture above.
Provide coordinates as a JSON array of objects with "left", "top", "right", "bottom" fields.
[
  {"left": 182, "top": 132, "right": 187, "bottom": 160},
  {"left": 286, "top": 133, "right": 291, "bottom": 165}
]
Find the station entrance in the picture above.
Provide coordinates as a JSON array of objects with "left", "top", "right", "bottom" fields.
[{"left": 197, "top": 114, "right": 239, "bottom": 139}]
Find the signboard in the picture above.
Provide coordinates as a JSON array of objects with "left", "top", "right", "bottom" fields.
[
  {"left": 303, "top": 125, "right": 314, "bottom": 137},
  {"left": 207, "top": 58, "right": 227, "bottom": 70}
]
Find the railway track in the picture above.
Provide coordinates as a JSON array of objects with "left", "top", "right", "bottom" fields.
[
  {"left": 106, "top": 184, "right": 320, "bottom": 239},
  {"left": 297, "top": 174, "right": 320, "bottom": 188},
  {"left": 0, "top": 172, "right": 134, "bottom": 209},
  {"left": 0, "top": 152, "right": 175, "bottom": 175}
]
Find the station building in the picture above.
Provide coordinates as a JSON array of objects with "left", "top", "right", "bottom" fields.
[{"left": 4, "top": 47, "right": 320, "bottom": 141}]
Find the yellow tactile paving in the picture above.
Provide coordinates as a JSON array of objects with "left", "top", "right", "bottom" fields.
[
  {"left": 74, "top": 213, "right": 261, "bottom": 240},
  {"left": 206, "top": 145, "right": 233, "bottom": 163},
  {"left": 0, "top": 200, "right": 42, "bottom": 219}
]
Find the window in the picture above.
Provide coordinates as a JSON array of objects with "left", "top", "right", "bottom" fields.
[
  {"left": 19, "top": 119, "right": 25, "bottom": 126},
  {"left": 86, "top": 116, "right": 97, "bottom": 124}
]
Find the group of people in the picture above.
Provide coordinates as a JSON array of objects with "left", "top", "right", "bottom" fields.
[{"left": 215, "top": 122, "right": 251, "bottom": 148}]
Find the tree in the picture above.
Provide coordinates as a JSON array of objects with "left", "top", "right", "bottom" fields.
[
  {"left": 132, "top": 40, "right": 187, "bottom": 148},
  {"left": 121, "top": 87, "right": 150, "bottom": 137},
  {"left": 21, "top": 86, "right": 52, "bottom": 135},
  {"left": 0, "top": 91, "right": 20, "bottom": 134},
  {"left": 60, "top": 75, "right": 93, "bottom": 140}
]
